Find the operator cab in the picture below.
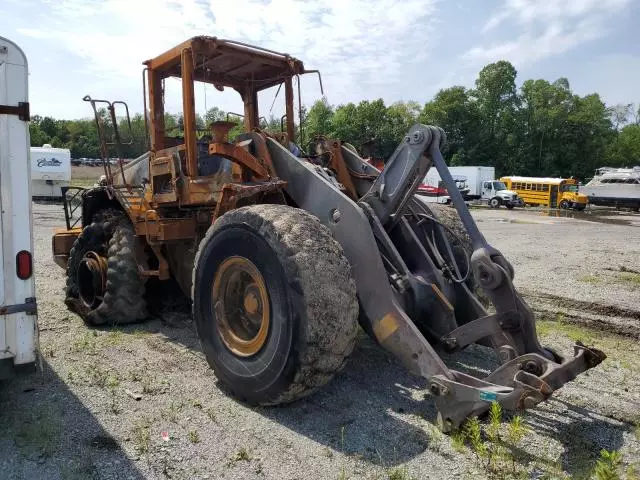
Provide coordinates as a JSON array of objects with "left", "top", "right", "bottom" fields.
[{"left": 142, "top": 36, "right": 322, "bottom": 205}]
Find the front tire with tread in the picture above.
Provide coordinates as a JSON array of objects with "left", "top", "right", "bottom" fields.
[{"left": 192, "top": 204, "right": 359, "bottom": 406}]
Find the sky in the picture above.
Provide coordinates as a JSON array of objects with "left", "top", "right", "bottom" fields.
[{"left": 1, "top": 0, "right": 639, "bottom": 121}]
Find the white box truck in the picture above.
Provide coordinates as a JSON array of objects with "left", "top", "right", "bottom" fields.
[
  {"left": 31, "top": 144, "right": 71, "bottom": 199},
  {"left": 0, "top": 36, "right": 39, "bottom": 378},
  {"left": 445, "top": 166, "right": 521, "bottom": 209}
]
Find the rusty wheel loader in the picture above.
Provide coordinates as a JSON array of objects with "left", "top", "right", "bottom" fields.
[{"left": 51, "top": 36, "right": 605, "bottom": 431}]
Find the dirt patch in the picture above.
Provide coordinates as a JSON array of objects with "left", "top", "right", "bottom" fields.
[{"left": 71, "top": 165, "right": 102, "bottom": 187}]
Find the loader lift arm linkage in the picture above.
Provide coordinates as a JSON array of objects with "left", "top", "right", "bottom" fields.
[
  {"left": 364, "top": 126, "right": 605, "bottom": 430},
  {"left": 419, "top": 126, "right": 604, "bottom": 429},
  {"left": 270, "top": 124, "right": 605, "bottom": 431}
]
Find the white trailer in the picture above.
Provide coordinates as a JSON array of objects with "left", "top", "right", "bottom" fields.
[
  {"left": 0, "top": 37, "right": 39, "bottom": 378},
  {"left": 31, "top": 144, "right": 71, "bottom": 199}
]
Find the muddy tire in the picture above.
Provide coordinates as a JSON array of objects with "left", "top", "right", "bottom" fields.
[
  {"left": 65, "top": 211, "right": 147, "bottom": 326},
  {"left": 192, "top": 204, "right": 359, "bottom": 405},
  {"left": 489, "top": 197, "right": 501, "bottom": 208}
]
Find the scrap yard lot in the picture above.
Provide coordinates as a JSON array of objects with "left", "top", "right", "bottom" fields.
[{"left": 1, "top": 203, "right": 639, "bottom": 480}]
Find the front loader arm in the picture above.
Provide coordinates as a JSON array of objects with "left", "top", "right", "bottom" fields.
[{"left": 267, "top": 125, "right": 605, "bottom": 432}]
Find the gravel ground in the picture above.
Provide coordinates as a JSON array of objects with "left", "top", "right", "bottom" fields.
[{"left": 0, "top": 203, "right": 639, "bottom": 480}]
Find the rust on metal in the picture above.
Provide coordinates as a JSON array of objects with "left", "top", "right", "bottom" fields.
[
  {"left": 213, "top": 180, "right": 287, "bottom": 220},
  {"left": 210, "top": 121, "right": 237, "bottom": 143},
  {"left": 181, "top": 47, "right": 198, "bottom": 178},
  {"left": 208, "top": 143, "right": 269, "bottom": 180},
  {"left": 52, "top": 228, "right": 82, "bottom": 268},
  {"left": 284, "top": 77, "right": 295, "bottom": 142},
  {"left": 213, "top": 256, "right": 270, "bottom": 357}
]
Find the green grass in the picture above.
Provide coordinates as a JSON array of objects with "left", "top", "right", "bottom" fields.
[
  {"left": 578, "top": 274, "right": 601, "bottom": 284},
  {"left": 70, "top": 178, "right": 95, "bottom": 188},
  {"left": 536, "top": 316, "right": 638, "bottom": 364},
  {"left": 233, "top": 447, "right": 251, "bottom": 462},
  {"left": 162, "top": 401, "right": 183, "bottom": 424},
  {"left": 188, "top": 430, "right": 200, "bottom": 444},
  {"left": 206, "top": 407, "right": 217, "bottom": 422},
  {"left": 387, "top": 466, "right": 415, "bottom": 480},
  {"left": 132, "top": 418, "right": 152, "bottom": 454},
  {"left": 71, "top": 332, "right": 99, "bottom": 354},
  {"left": 619, "top": 271, "right": 640, "bottom": 288}
]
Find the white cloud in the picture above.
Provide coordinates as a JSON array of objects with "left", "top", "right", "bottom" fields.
[
  {"left": 14, "top": 0, "right": 440, "bottom": 116},
  {"left": 466, "top": 0, "right": 632, "bottom": 67},
  {"left": 482, "top": 0, "right": 631, "bottom": 32}
]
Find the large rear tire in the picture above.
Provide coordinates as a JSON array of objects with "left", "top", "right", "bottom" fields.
[
  {"left": 192, "top": 204, "right": 359, "bottom": 405},
  {"left": 65, "top": 211, "right": 147, "bottom": 326}
]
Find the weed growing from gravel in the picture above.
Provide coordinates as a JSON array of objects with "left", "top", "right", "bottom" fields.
[
  {"left": 72, "top": 332, "right": 98, "bottom": 355},
  {"left": 619, "top": 271, "right": 640, "bottom": 288},
  {"left": 86, "top": 364, "right": 109, "bottom": 387},
  {"left": 104, "top": 330, "right": 125, "bottom": 345},
  {"left": 234, "top": 447, "right": 251, "bottom": 462},
  {"left": 141, "top": 374, "right": 169, "bottom": 394},
  {"left": 188, "top": 430, "right": 200, "bottom": 444},
  {"left": 106, "top": 374, "right": 120, "bottom": 389},
  {"left": 579, "top": 274, "right": 601, "bottom": 284},
  {"left": 450, "top": 430, "right": 466, "bottom": 453},
  {"left": 109, "top": 388, "right": 121, "bottom": 415},
  {"left": 132, "top": 418, "right": 152, "bottom": 454},
  {"left": 130, "top": 328, "right": 150, "bottom": 339},
  {"left": 338, "top": 426, "right": 347, "bottom": 480},
  {"left": 387, "top": 466, "right": 415, "bottom": 480},
  {"left": 455, "top": 402, "right": 528, "bottom": 479},
  {"left": 592, "top": 449, "right": 640, "bottom": 480},
  {"left": 593, "top": 449, "right": 622, "bottom": 480},
  {"left": 206, "top": 407, "right": 217, "bottom": 422},
  {"left": 425, "top": 424, "right": 445, "bottom": 453},
  {"left": 129, "top": 368, "right": 143, "bottom": 382},
  {"left": 163, "top": 401, "right": 183, "bottom": 423}
]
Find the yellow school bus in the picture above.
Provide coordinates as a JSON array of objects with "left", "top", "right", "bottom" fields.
[{"left": 499, "top": 176, "right": 588, "bottom": 210}]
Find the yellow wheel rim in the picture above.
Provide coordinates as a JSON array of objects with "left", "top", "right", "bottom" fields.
[{"left": 212, "top": 256, "right": 270, "bottom": 357}]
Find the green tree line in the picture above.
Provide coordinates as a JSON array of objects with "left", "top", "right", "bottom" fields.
[{"left": 30, "top": 60, "right": 640, "bottom": 180}]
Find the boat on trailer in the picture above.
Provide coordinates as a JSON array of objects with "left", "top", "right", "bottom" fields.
[{"left": 581, "top": 166, "right": 640, "bottom": 211}]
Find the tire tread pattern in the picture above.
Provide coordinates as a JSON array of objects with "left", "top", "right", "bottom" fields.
[
  {"left": 192, "top": 204, "right": 359, "bottom": 405},
  {"left": 66, "top": 210, "right": 147, "bottom": 326}
]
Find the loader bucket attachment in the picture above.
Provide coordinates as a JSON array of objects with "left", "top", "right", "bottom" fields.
[{"left": 267, "top": 124, "right": 605, "bottom": 431}]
